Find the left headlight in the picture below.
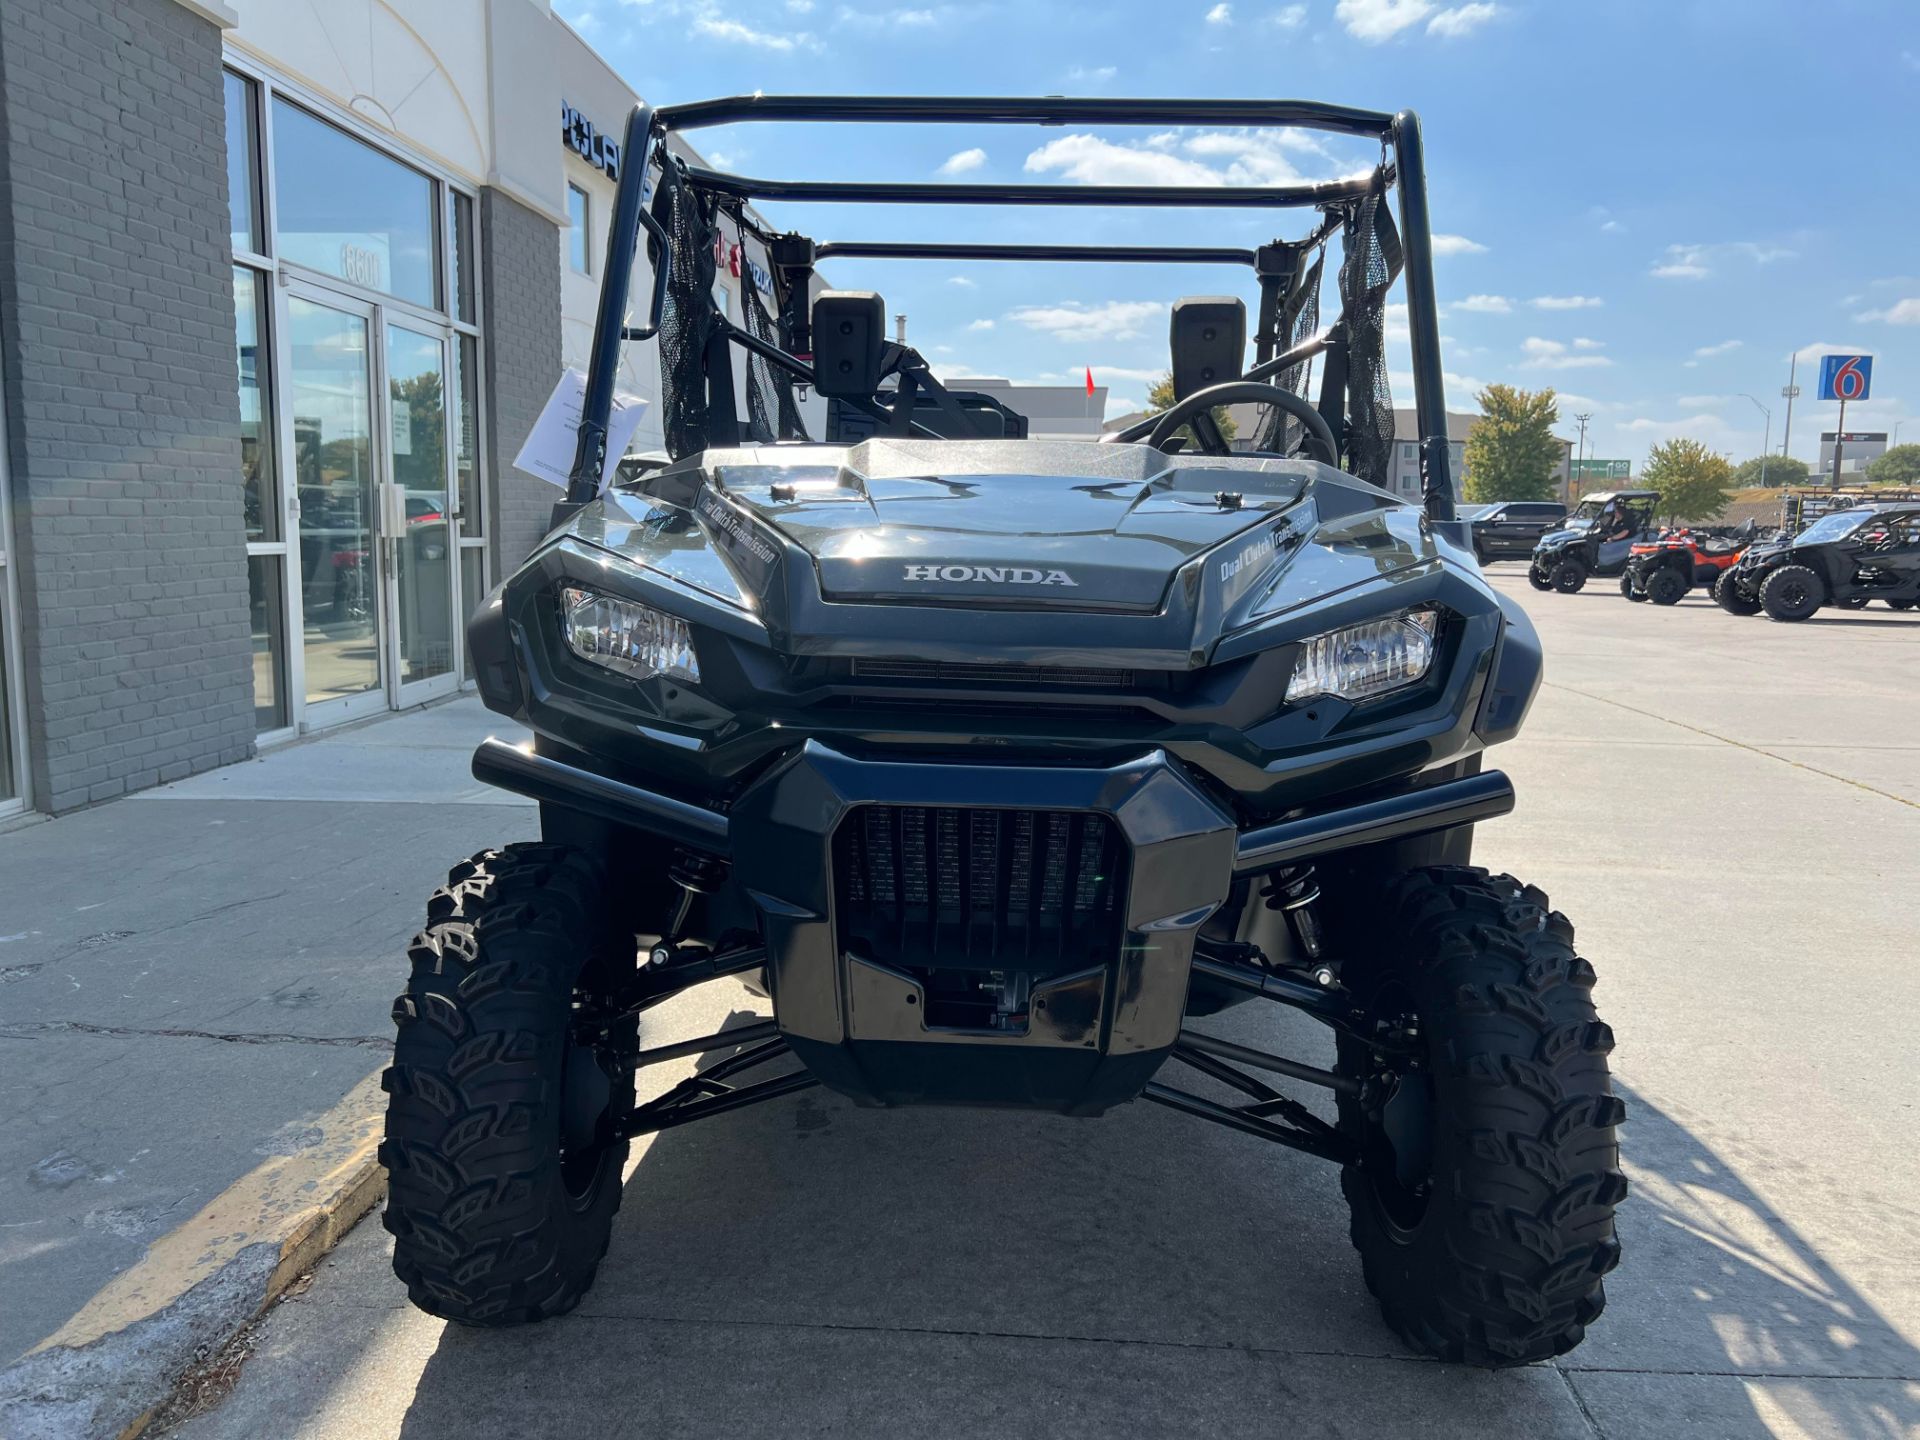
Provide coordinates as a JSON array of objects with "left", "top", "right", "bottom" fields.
[
  {"left": 1285, "top": 607, "right": 1438, "bottom": 704},
  {"left": 559, "top": 585, "right": 700, "bottom": 684}
]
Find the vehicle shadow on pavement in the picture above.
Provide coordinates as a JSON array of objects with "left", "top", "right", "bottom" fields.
[{"left": 376, "top": 1019, "right": 1920, "bottom": 1440}]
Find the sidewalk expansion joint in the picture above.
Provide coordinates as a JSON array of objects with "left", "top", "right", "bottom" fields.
[{"left": 0, "top": 1020, "right": 392, "bottom": 1049}]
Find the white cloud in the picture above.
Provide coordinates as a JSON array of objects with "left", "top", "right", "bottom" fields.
[
  {"left": 1067, "top": 64, "right": 1117, "bottom": 82},
  {"left": 834, "top": 3, "right": 938, "bottom": 24},
  {"left": 1857, "top": 298, "right": 1920, "bottom": 325},
  {"left": 1269, "top": 2, "right": 1308, "bottom": 26},
  {"left": 1652, "top": 241, "right": 1795, "bottom": 281},
  {"left": 564, "top": 9, "right": 601, "bottom": 34},
  {"left": 1336, "top": 0, "right": 1429, "bottom": 40},
  {"left": 1336, "top": 0, "right": 1497, "bottom": 40},
  {"left": 1530, "top": 295, "right": 1602, "bottom": 310},
  {"left": 1206, "top": 2, "right": 1233, "bottom": 22},
  {"left": 1600, "top": 219, "right": 1624, "bottom": 234},
  {"left": 1572, "top": 337, "right": 1604, "bottom": 350},
  {"left": 1522, "top": 337, "right": 1612, "bottom": 370},
  {"left": 1430, "top": 233, "right": 1487, "bottom": 256},
  {"left": 1450, "top": 293, "right": 1511, "bottom": 314},
  {"left": 692, "top": 13, "right": 817, "bottom": 49},
  {"left": 786, "top": 0, "right": 814, "bottom": 9},
  {"left": 1691, "top": 339, "right": 1742, "bottom": 359},
  {"left": 1790, "top": 339, "right": 1878, "bottom": 363},
  {"left": 1007, "top": 300, "right": 1166, "bottom": 342},
  {"left": 1676, "top": 394, "right": 1732, "bottom": 409},
  {"left": 1024, "top": 127, "right": 1340, "bottom": 188},
  {"left": 947, "top": 276, "right": 977, "bottom": 288},
  {"left": 1620, "top": 413, "right": 1731, "bottom": 442},
  {"left": 1426, "top": 1, "right": 1498, "bottom": 37},
  {"left": 938, "top": 147, "right": 987, "bottom": 176},
  {"left": 966, "top": 318, "right": 995, "bottom": 331},
  {"left": 1105, "top": 394, "right": 1144, "bottom": 419}
]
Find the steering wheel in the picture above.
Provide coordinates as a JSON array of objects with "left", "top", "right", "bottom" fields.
[{"left": 1140, "top": 380, "right": 1340, "bottom": 466}]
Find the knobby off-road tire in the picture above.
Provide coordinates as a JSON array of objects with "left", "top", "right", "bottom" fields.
[
  {"left": 1760, "top": 564, "right": 1824, "bottom": 622},
  {"left": 1527, "top": 565, "right": 1554, "bottom": 592},
  {"left": 1888, "top": 598, "right": 1915, "bottom": 611},
  {"left": 1551, "top": 559, "right": 1588, "bottom": 594},
  {"left": 1714, "top": 568, "right": 1761, "bottom": 615},
  {"left": 382, "top": 844, "right": 636, "bottom": 1325},
  {"left": 1645, "top": 567, "right": 1688, "bottom": 606},
  {"left": 1619, "top": 573, "right": 1646, "bottom": 602},
  {"left": 1333, "top": 868, "right": 1625, "bottom": 1367}
]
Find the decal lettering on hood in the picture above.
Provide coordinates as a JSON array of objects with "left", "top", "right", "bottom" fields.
[{"left": 902, "top": 564, "right": 1078, "bottom": 587}]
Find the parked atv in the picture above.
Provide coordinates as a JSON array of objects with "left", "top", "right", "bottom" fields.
[
  {"left": 1717, "top": 503, "right": 1920, "bottom": 620},
  {"left": 1529, "top": 490, "right": 1660, "bottom": 593},
  {"left": 381, "top": 95, "right": 1624, "bottom": 1370},
  {"left": 1620, "top": 525, "right": 1752, "bottom": 605}
]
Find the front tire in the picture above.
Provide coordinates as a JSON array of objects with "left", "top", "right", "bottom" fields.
[
  {"left": 1334, "top": 868, "right": 1624, "bottom": 1367},
  {"left": 1620, "top": 572, "right": 1647, "bottom": 602},
  {"left": 1645, "top": 568, "right": 1687, "bottom": 606},
  {"left": 382, "top": 844, "right": 635, "bottom": 1325},
  {"left": 1760, "top": 564, "right": 1823, "bottom": 622},
  {"left": 1527, "top": 564, "right": 1554, "bottom": 592},
  {"left": 1714, "top": 569, "right": 1761, "bottom": 615},
  {"left": 1552, "top": 559, "right": 1589, "bottom": 594}
]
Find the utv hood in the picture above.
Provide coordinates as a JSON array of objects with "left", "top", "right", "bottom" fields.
[{"left": 701, "top": 438, "right": 1306, "bottom": 613}]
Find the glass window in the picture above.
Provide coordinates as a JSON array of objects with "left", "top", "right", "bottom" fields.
[
  {"left": 272, "top": 99, "right": 438, "bottom": 307},
  {"left": 567, "top": 184, "right": 590, "bottom": 274},
  {"left": 448, "top": 189, "right": 475, "bottom": 324},
  {"left": 233, "top": 266, "right": 276, "bottom": 542},
  {"left": 452, "top": 333, "right": 481, "bottom": 537},
  {"left": 248, "top": 554, "right": 289, "bottom": 730},
  {"left": 225, "top": 71, "right": 261, "bottom": 256}
]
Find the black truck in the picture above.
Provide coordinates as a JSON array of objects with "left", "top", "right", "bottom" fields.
[
  {"left": 1470, "top": 500, "right": 1568, "bottom": 562},
  {"left": 380, "top": 95, "right": 1624, "bottom": 1369}
]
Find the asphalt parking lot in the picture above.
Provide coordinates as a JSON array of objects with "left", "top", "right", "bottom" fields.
[{"left": 58, "top": 570, "right": 1920, "bottom": 1437}]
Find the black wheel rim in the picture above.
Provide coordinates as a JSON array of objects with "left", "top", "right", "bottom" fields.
[
  {"left": 560, "top": 991, "right": 620, "bottom": 1201},
  {"left": 1360, "top": 987, "right": 1436, "bottom": 1238}
]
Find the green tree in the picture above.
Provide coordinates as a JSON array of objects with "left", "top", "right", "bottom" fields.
[
  {"left": 1145, "top": 372, "right": 1237, "bottom": 444},
  {"left": 1731, "top": 454, "right": 1809, "bottom": 490},
  {"left": 1865, "top": 442, "right": 1920, "bottom": 487},
  {"left": 1642, "top": 437, "right": 1734, "bottom": 523},
  {"left": 1462, "top": 384, "right": 1561, "bottom": 503}
]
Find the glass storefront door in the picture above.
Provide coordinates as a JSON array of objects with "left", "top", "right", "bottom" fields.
[
  {"left": 283, "top": 286, "right": 459, "bottom": 723},
  {"left": 384, "top": 320, "right": 458, "bottom": 704}
]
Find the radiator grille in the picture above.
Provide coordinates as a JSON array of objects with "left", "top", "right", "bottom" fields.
[
  {"left": 849, "top": 658, "right": 1137, "bottom": 688},
  {"left": 833, "top": 805, "right": 1128, "bottom": 969}
]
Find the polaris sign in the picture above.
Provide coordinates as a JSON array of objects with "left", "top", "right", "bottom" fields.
[{"left": 562, "top": 102, "right": 620, "bottom": 179}]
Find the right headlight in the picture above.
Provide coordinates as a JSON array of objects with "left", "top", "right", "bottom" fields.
[
  {"left": 559, "top": 585, "right": 700, "bottom": 684},
  {"left": 1285, "top": 607, "right": 1438, "bottom": 704}
]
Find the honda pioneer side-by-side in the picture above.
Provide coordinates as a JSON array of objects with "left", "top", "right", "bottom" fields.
[
  {"left": 381, "top": 95, "right": 1625, "bottom": 1368},
  {"left": 1717, "top": 503, "right": 1920, "bottom": 619},
  {"left": 1528, "top": 490, "right": 1660, "bottom": 593}
]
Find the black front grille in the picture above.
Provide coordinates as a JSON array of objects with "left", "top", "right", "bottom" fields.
[
  {"left": 849, "top": 658, "right": 1137, "bottom": 688},
  {"left": 833, "top": 805, "right": 1128, "bottom": 969}
]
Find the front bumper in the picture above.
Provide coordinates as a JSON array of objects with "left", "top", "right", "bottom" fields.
[{"left": 474, "top": 738, "right": 1513, "bottom": 1113}]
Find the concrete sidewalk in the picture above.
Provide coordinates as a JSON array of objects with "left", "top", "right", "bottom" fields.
[{"left": 0, "top": 699, "right": 530, "bottom": 1375}]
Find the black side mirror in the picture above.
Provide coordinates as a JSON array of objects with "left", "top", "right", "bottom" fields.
[
  {"left": 1169, "top": 297, "right": 1246, "bottom": 401},
  {"left": 812, "top": 292, "right": 886, "bottom": 398}
]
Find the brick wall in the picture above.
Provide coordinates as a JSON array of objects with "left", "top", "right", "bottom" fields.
[
  {"left": 479, "top": 189, "right": 564, "bottom": 576},
  {"left": 0, "top": 0, "right": 253, "bottom": 812}
]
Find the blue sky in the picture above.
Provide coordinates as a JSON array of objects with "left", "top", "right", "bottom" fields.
[{"left": 563, "top": 0, "right": 1920, "bottom": 467}]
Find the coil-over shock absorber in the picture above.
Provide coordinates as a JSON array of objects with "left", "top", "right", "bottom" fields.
[
  {"left": 1264, "top": 864, "right": 1335, "bottom": 987},
  {"left": 646, "top": 848, "right": 728, "bottom": 967}
]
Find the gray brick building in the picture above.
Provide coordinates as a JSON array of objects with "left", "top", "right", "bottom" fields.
[{"left": 0, "top": 0, "right": 736, "bottom": 816}]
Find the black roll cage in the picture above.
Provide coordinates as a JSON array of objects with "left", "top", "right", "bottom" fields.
[{"left": 568, "top": 95, "right": 1455, "bottom": 523}]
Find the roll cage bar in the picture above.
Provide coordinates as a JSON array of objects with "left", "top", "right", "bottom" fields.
[{"left": 569, "top": 95, "right": 1455, "bottom": 523}]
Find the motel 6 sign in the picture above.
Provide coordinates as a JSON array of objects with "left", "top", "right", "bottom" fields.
[{"left": 1818, "top": 354, "right": 1872, "bottom": 403}]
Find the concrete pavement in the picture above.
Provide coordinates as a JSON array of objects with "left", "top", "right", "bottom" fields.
[
  {"left": 0, "top": 702, "right": 532, "bottom": 1380},
  {"left": 11, "top": 578, "right": 1920, "bottom": 1438}
]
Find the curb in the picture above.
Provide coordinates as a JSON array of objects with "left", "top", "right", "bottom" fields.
[{"left": 0, "top": 1069, "right": 388, "bottom": 1440}]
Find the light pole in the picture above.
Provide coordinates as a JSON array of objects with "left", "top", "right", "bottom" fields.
[
  {"left": 1571, "top": 412, "right": 1591, "bottom": 500},
  {"left": 1781, "top": 353, "right": 1800, "bottom": 457},
  {"left": 1739, "top": 394, "right": 1771, "bottom": 485}
]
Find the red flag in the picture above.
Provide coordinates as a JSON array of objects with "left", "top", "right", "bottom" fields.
[{"left": 1085, "top": 366, "right": 1096, "bottom": 397}]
